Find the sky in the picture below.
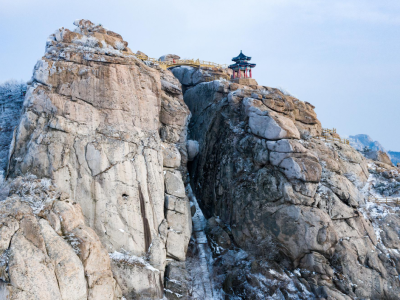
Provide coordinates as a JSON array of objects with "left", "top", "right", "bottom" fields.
[{"left": 1, "top": 0, "right": 399, "bottom": 149}]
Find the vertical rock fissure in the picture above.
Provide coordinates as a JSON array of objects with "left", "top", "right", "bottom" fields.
[
  {"left": 139, "top": 184, "right": 152, "bottom": 252},
  {"left": 146, "top": 171, "right": 158, "bottom": 231},
  {"left": 187, "top": 185, "right": 215, "bottom": 299}
]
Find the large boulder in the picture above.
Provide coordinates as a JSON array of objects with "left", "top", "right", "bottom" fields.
[
  {"left": 164, "top": 261, "right": 189, "bottom": 300},
  {"left": 171, "top": 66, "right": 205, "bottom": 87}
]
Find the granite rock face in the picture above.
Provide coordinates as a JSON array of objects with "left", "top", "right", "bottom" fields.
[
  {"left": 0, "top": 175, "right": 122, "bottom": 300},
  {"left": 174, "top": 73, "right": 400, "bottom": 299},
  {"left": 4, "top": 20, "right": 192, "bottom": 299}
]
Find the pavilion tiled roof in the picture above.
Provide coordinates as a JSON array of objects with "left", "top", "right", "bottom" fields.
[{"left": 232, "top": 50, "right": 251, "bottom": 62}]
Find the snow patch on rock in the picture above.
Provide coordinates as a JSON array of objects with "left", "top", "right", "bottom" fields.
[{"left": 109, "top": 251, "right": 159, "bottom": 273}]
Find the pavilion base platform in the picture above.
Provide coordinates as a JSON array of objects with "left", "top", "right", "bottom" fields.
[{"left": 231, "top": 78, "right": 258, "bottom": 86}]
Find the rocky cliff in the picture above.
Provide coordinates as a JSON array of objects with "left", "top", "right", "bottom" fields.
[
  {"left": 1, "top": 20, "right": 192, "bottom": 299},
  {"left": 1, "top": 19, "right": 400, "bottom": 300},
  {"left": 173, "top": 70, "right": 400, "bottom": 299}
]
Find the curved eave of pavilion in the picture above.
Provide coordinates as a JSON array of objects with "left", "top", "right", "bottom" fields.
[
  {"left": 232, "top": 55, "right": 251, "bottom": 62},
  {"left": 228, "top": 63, "right": 256, "bottom": 69}
]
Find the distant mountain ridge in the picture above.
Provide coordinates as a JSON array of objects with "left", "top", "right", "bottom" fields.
[
  {"left": 349, "top": 134, "right": 386, "bottom": 152},
  {"left": 389, "top": 151, "right": 400, "bottom": 166},
  {"left": 349, "top": 134, "right": 399, "bottom": 165}
]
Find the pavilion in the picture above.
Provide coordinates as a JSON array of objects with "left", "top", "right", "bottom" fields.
[{"left": 228, "top": 51, "right": 256, "bottom": 79}]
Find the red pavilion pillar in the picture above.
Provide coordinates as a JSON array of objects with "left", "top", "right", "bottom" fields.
[{"left": 249, "top": 69, "right": 252, "bottom": 78}]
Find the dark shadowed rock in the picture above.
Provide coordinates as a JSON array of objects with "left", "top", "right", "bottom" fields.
[{"left": 170, "top": 72, "right": 400, "bottom": 299}]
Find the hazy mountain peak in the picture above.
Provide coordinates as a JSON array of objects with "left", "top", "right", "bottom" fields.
[{"left": 349, "top": 134, "right": 386, "bottom": 152}]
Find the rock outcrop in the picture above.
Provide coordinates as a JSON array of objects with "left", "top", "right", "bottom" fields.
[
  {"left": 3, "top": 19, "right": 192, "bottom": 299},
  {"left": 364, "top": 150, "right": 393, "bottom": 166},
  {"left": 0, "top": 175, "right": 121, "bottom": 299},
  {"left": 174, "top": 72, "right": 400, "bottom": 299},
  {"left": 171, "top": 66, "right": 231, "bottom": 93}
]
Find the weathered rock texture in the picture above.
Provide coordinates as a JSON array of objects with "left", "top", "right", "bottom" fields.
[
  {"left": 175, "top": 73, "right": 400, "bottom": 299},
  {"left": 367, "top": 162, "right": 400, "bottom": 197},
  {"left": 171, "top": 66, "right": 231, "bottom": 93},
  {"left": 4, "top": 20, "right": 192, "bottom": 299},
  {"left": 0, "top": 175, "right": 122, "bottom": 300}
]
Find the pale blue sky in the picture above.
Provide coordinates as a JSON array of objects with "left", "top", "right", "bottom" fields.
[{"left": 1, "top": 0, "right": 399, "bottom": 149}]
